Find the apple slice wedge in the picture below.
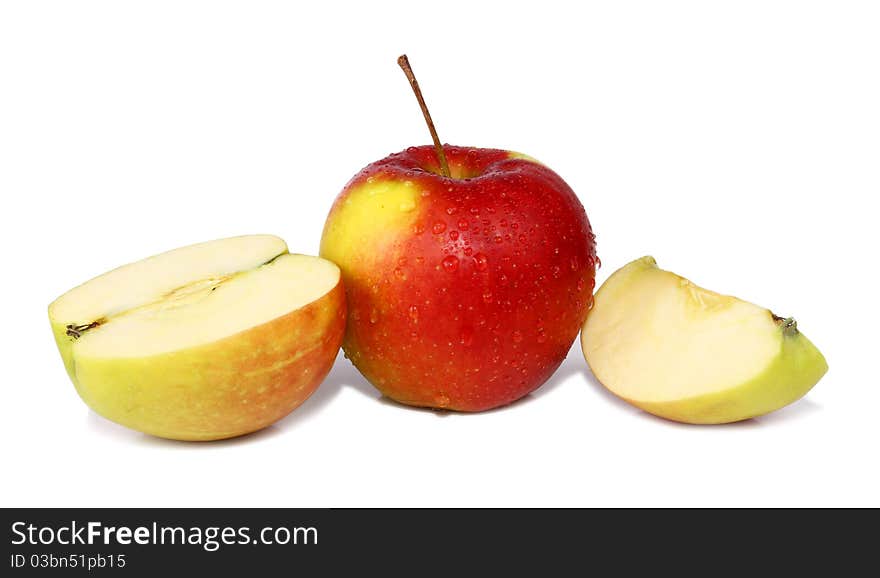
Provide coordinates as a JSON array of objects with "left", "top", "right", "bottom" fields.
[
  {"left": 581, "top": 256, "right": 827, "bottom": 424},
  {"left": 49, "top": 235, "right": 346, "bottom": 441}
]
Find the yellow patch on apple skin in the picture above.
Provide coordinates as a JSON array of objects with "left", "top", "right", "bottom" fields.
[
  {"left": 320, "top": 177, "right": 421, "bottom": 275},
  {"left": 507, "top": 151, "right": 544, "bottom": 165}
]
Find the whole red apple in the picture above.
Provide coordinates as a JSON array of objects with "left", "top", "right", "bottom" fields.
[{"left": 320, "top": 144, "right": 597, "bottom": 411}]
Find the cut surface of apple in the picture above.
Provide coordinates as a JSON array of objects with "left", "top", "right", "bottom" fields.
[
  {"left": 581, "top": 256, "right": 827, "bottom": 424},
  {"left": 49, "top": 235, "right": 346, "bottom": 441}
]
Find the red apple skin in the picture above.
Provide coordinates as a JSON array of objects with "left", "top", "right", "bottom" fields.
[{"left": 320, "top": 145, "right": 597, "bottom": 411}]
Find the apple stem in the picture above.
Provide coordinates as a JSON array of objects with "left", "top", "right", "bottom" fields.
[
  {"left": 773, "top": 314, "right": 799, "bottom": 337},
  {"left": 397, "top": 54, "right": 451, "bottom": 178},
  {"left": 65, "top": 319, "right": 103, "bottom": 340}
]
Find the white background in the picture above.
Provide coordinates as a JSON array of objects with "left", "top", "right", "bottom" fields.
[{"left": 1, "top": 1, "right": 877, "bottom": 507}]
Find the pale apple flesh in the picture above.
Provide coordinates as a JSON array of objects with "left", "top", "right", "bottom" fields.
[
  {"left": 49, "top": 235, "right": 346, "bottom": 441},
  {"left": 581, "top": 256, "right": 827, "bottom": 424}
]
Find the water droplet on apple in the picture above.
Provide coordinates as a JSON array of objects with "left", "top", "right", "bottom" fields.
[
  {"left": 399, "top": 199, "right": 416, "bottom": 212},
  {"left": 458, "top": 219, "right": 469, "bottom": 230},
  {"left": 441, "top": 255, "right": 459, "bottom": 272},
  {"left": 435, "top": 393, "right": 451, "bottom": 407},
  {"left": 446, "top": 206, "right": 458, "bottom": 215},
  {"left": 537, "top": 329, "right": 547, "bottom": 343},
  {"left": 449, "top": 230, "right": 459, "bottom": 241},
  {"left": 493, "top": 235, "right": 503, "bottom": 244},
  {"left": 570, "top": 256, "right": 579, "bottom": 271},
  {"left": 577, "top": 278, "right": 585, "bottom": 292},
  {"left": 482, "top": 290, "right": 493, "bottom": 303},
  {"left": 366, "top": 176, "right": 376, "bottom": 184},
  {"left": 394, "top": 267, "right": 407, "bottom": 281},
  {"left": 512, "top": 331, "right": 523, "bottom": 343},
  {"left": 473, "top": 253, "right": 488, "bottom": 271},
  {"left": 432, "top": 221, "right": 447, "bottom": 234},
  {"left": 460, "top": 327, "right": 474, "bottom": 346},
  {"left": 408, "top": 305, "right": 419, "bottom": 323},
  {"left": 369, "top": 308, "right": 380, "bottom": 324}
]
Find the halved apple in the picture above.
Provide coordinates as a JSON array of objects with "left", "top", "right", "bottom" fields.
[
  {"left": 49, "top": 235, "right": 346, "bottom": 441},
  {"left": 581, "top": 256, "right": 827, "bottom": 424}
]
